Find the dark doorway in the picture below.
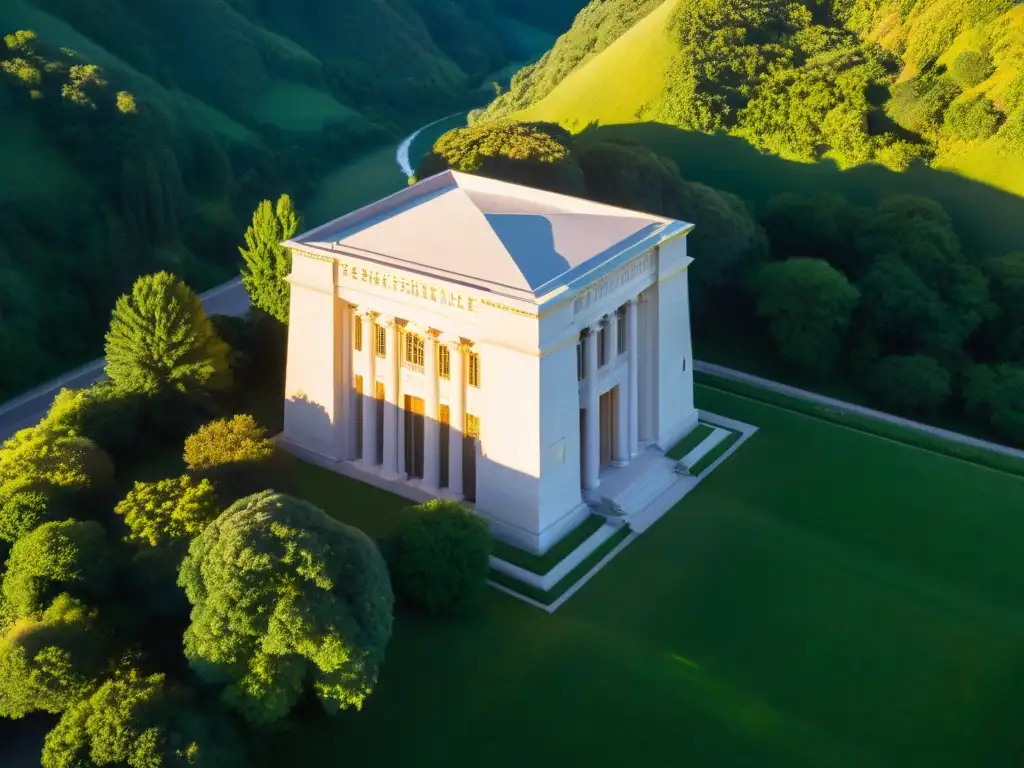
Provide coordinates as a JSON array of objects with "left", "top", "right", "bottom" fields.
[
  {"left": 404, "top": 395, "right": 425, "bottom": 480},
  {"left": 375, "top": 380, "right": 384, "bottom": 465}
]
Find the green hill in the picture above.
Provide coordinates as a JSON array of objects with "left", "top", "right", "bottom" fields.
[
  {"left": 485, "top": 0, "right": 1024, "bottom": 198},
  {"left": 0, "top": 0, "right": 573, "bottom": 400}
]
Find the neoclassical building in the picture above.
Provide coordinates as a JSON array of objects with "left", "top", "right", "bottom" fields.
[{"left": 280, "top": 170, "right": 697, "bottom": 553}]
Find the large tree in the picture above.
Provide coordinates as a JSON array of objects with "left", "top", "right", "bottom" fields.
[
  {"left": 1, "top": 520, "right": 116, "bottom": 623},
  {"left": 981, "top": 252, "right": 1024, "bottom": 361},
  {"left": 41, "top": 671, "right": 246, "bottom": 768},
  {"left": 964, "top": 364, "right": 1024, "bottom": 444},
  {"left": 752, "top": 257, "right": 860, "bottom": 376},
  {"left": 863, "top": 355, "right": 952, "bottom": 413},
  {"left": 104, "top": 272, "right": 231, "bottom": 396},
  {"left": 417, "top": 119, "right": 587, "bottom": 195},
  {"left": 114, "top": 475, "right": 220, "bottom": 549},
  {"left": 178, "top": 491, "right": 394, "bottom": 725},
  {"left": 0, "top": 594, "right": 109, "bottom": 718},
  {"left": 239, "top": 194, "right": 299, "bottom": 325}
]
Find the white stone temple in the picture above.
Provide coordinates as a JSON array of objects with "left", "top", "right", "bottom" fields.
[{"left": 279, "top": 170, "right": 698, "bottom": 553}]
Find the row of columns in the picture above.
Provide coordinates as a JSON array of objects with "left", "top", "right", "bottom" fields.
[
  {"left": 357, "top": 310, "right": 469, "bottom": 498},
  {"left": 582, "top": 297, "right": 641, "bottom": 494}
]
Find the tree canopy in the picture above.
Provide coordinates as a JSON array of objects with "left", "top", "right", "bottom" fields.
[
  {"left": 240, "top": 195, "right": 299, "bottom": 325},
  {"left": 178, "top": 490, "right": 394, "bottom": 725},
  {"left": 104, "top": 272, "right": 231, "bottom": 397},
  {"left": 753, "top": 258, "right": 860, "bottom": 376},
  {"left": 115, "top": 475, "right": 221, "bottom": 549}
]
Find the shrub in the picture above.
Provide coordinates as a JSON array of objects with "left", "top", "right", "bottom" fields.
[
  {"left": 948, "top": 50, "right": 995, "bottom": 89},
  {"left": 887, "top": 74, "right": 960, "bottom": 135},
  {"left": 387, "top": 499, "right": 492, "bottom": 616},
  {"left": 0, "top": 427, "right": 114, "bottom": 495},
  {"left": 183, "top": 414, "right": 286, "bottom": 500},
  {"left": 42, "top": 383, "right": 146, "bottom": 460},
  {"left": 944, "top": 95, "right": 1002, "bottom": 141},
  {"left": 115, "top": 475, "right": 221, "bottom": 548},
  {"left": 963, "top": 364, "right": 1024, "bottom": 444},
  {"left": 0, "top": 480, "right": 70, "bottom": 543}
]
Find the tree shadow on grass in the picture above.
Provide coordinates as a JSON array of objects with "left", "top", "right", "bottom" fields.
[{"left": 576, "top": 122, "right": 1024, "bottom": 257}]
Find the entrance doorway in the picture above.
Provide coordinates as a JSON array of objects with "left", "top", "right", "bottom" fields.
[
  {"left": 599, "top": 388, "right": 618, "bottom": 468},
  {"left": 404, "top": 395, "right": 425, "bottom": 480},
  {"left": 374, "top": 380, "right": 385, "bottom": 465}
]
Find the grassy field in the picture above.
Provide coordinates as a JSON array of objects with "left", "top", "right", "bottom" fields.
[
  {"left": 271, "top": 382, "right": 1024, "bottom": 768},
  {"left": 250, "top": 81, "right": 360, "bottom": 132},
  {"left": 517, "top": 0, "right": 678, "bottom": 130}
]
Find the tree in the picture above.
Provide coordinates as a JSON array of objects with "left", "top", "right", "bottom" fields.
[
  {"left": 417, "top": 119, "right": 587, "bottom": 195},
  {"left": 183, "top": 415, "right": 285, "bottom": 501},
  {"left": 863, "top": 355, "right": 952, "bottom": 412},
  {"left": 758, "top": 193, "right": 868, "bottom": 276},
  {"left": 964, "top": 364, "right": 1024, "bottom": 444},
  {"left": 115, "top": 475, "right": 220, "bottom": 548},
  {"left": 2, "top": 520, "right": 116, "bottom": 622},
  {"left": 945, "top": 95, "right": 1001, "bottom": 141},
  {"left": 387, "top": 499, "right": 492, "bottom": 616},
  {"left": 0, "top": 479, "right": 70, "bottom": 544},
  {"left": 0, "top": 594, "right": 109, "bottom": 718},
  {"left": 752, "top": 258, "right": 860, "bottom": 376},
  {"left": 0, "top": 426, "right": 114, "bottom": 495},
  {"left": 949, "top": 50, "right": 995, "bottom": 89},
  {"left": 239, "top": 194, "right": 299, "bottom": 325},
  {"left": 178, "top": 491, "right": 394, "bottom": 725},
  {"left": 41, "top": 670, "right": 246, "bottom": 768},
  {"left": 104, "top": 271, "right": 231, "bottom": 396},
  {"left": 41, "top": 383, "right": 147, "bottom": 460},
  {"left": 981, "top": 252, "right": 1024, "bottom": 360}
]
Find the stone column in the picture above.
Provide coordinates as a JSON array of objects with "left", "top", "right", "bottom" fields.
[
  {"left": 627, "top": 297, "right": 639, "bottom": 458},
  {"left": 422, "top": 329, "right": 441, "bottom": 493},
  {"left": 380, "top": 316, "right": 401, "bottom": 481},
  {"left": 583, "top": 323, "right": 601, "bottom": 494},
  {"left": 360, "top": 310, "right": 378, "bottom": 467},
  {"left": 446, "top": 337, "right": 467, "bottom": 499}
]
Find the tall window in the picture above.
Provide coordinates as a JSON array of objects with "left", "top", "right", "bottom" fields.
[
  {"left": 354, "top": 315, "right": 363, "bottom": 352},
  {"left": 465, "top": 413, "right": 480, "bottom": 439},
  {"left": 404, "top": 333, "right": 424, "bottom": 367},
  {"left": 616, "top": 306, "right": 626, "bottom": 355},
  {"left": 375, "top": 324, "right": 387, "bottom": 358},
  {"left": 438, "top": 345, "right": 451, "bottom": 379},
  {"left": 468, "top": 351, "right": 481, "bottom": 388},
  {"left": 576, "top": 342, "right": 584, "bottom": 382},
  {"left": 597, "top": 325, "right": 607, "bottom": 367}
]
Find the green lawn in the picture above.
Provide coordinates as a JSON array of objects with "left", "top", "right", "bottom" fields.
[{"left": 275, "top": 382, "right": 1024, "bottom": 768}]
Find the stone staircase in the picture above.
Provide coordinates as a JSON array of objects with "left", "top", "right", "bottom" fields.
[{"left": 599, "top": 455, "right": 681, "bottom": 520}]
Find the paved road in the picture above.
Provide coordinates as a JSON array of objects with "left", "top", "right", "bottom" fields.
[
  {"left": 695, "top": 361, "right": 1024, "bottom": 461},
  {"left": 0, "top": 278, "right": 249, "bottom": 440}
]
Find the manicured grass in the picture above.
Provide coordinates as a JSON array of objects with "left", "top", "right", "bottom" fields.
[
  {"left": 666, "top": 422, "right": 715, "bottom": 461},
  {"left": 490, "top": 525, "right": 632, "bottom": 605},
  {"left": 686, "top": 428, "right": 742, "bottom": 475},
  {"left": 695, "top": 371, "right": 1024, "bottom": 479},
  {"left": 272, "top": 384, "right": 1024, "bottom": 768},
  {"left": 491, "top": 513, "right": 606, "bottom": 574}
]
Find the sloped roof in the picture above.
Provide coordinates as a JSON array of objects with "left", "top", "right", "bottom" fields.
[{"left": 285, "top": 170, "right": 692, "bottom": 304}]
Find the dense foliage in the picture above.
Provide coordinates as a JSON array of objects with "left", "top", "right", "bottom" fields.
[
  {"left": 387, "top": 499, "right": 493, "bottom": 615},
  {"left": 178, "top": 491, "right": 395, "bottom": 725},
  {"left": 115, "top": 475, "right": 220, "bottom": 548},
  {"left": 183, "top": 414, "right": 285, "bottom": 501}
]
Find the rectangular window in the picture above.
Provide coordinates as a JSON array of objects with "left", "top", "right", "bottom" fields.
[
  {"left": 598, "top": 327, "right": 607, "bottom": 367},
  {"left": 616, "top": 306, "right": 626, "bottom": 355},
  {"left": 375, "top": 324, "right": 386, "bottom": 358},
  {"left": 576, "top": 343, "right": 584, "bottom": 382},
  {"left": 438, "top": 345, "right": 451, "bottom": 380},
  {"left": 404, "top": 333, "right": 424, "bottom": 367},
  {"left": 354, "top": 315, "right": 363, "bottom": 352},
  {"left": 465, "top": 413, "right": 480, "bottom": 439},
  {"left": 468, "top": 352, "right": 481, "bottom": 388}
]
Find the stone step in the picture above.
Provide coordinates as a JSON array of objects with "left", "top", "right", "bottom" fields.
[{"left": 609, "top": 461, "right": 680, "bottom": 518}]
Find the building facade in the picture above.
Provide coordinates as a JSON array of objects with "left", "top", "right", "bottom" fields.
[{"left": 280, "top": 170, "right": 697, "bottom": 553}]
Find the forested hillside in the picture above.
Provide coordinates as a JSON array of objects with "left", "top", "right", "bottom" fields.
[
  {"left": 0, "top": 0, "right": 580, "bottom": 400},
  {"left": 486, "top": 0, "right": 1024, "bottom": 178}
]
